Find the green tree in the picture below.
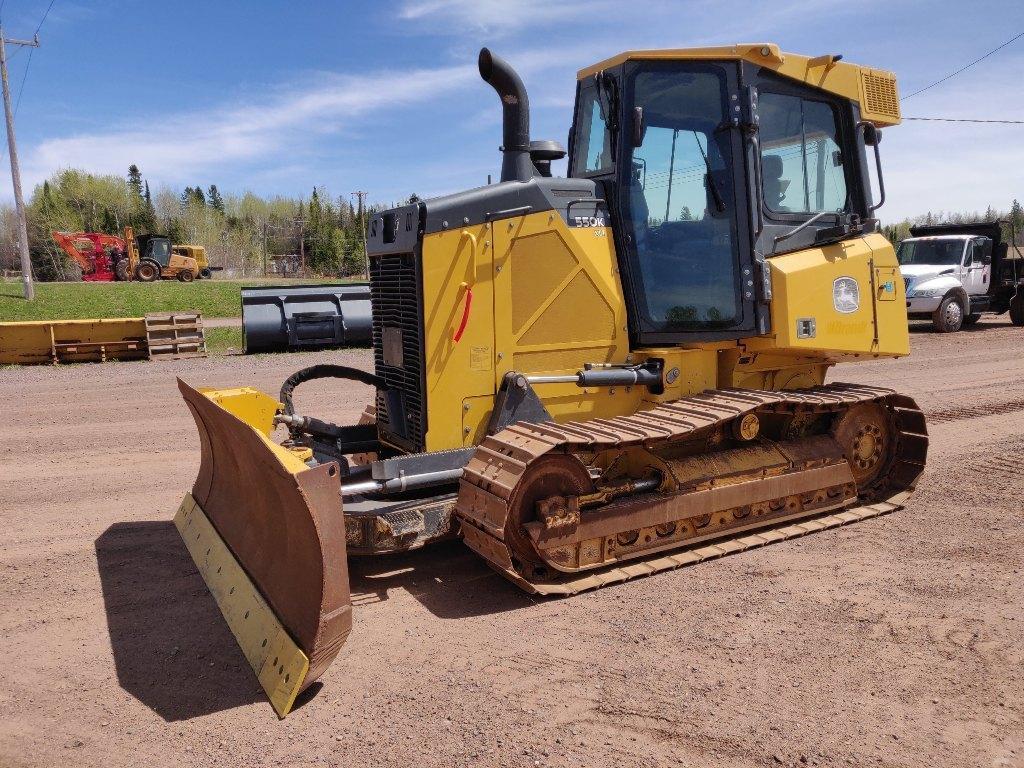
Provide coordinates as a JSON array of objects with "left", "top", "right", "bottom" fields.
[
  {"left": 127, "top": 165, "right": 144, "bottom": 198},
  {"left": 208, "top": 184, "right": 225, "bottom": 214}
]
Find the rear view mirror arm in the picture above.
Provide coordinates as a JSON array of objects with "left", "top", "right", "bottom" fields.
[{"left": 859, "top": 121, "right": 886, "bottom": 214}]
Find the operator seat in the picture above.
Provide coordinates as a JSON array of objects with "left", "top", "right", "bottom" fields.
[{"left": 761, "top": 154, "right": 790, "bottom": 211}]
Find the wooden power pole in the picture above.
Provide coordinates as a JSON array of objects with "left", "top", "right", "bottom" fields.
[
  {"left": 0, "top": 28, "right": 39, "bottom": 300},
  {"left": 351, "top": 191, "right": 369, "bottom": 278}
]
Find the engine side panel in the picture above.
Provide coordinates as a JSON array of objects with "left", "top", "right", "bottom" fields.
[{"left": 746, "top": 232, "right": 910, "bottom": 360}]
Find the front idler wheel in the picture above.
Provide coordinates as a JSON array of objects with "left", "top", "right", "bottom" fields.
[{"left": 504, "top": 453, "right": 594, "bottom": 580}]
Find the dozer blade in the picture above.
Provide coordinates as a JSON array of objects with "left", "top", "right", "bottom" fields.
[{"left": 175, "top": 379, "right": 351, "bottom": 718}]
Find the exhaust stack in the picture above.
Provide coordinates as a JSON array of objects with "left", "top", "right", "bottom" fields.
[{"left": 478, "top": 48, "right": 533, "bottom": 183}]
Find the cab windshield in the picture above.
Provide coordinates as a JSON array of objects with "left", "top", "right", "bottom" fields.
[
  {"left": 897, "top": 239, "right": 966, "bottom": 266},
  {"left": 148, "top": 239, "right": 171, "bottom": 266}
]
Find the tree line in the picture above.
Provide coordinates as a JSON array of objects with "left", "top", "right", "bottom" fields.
[
  {"left": 881, "top": 200, "right": 1024, "bottom": 246},
  {"left": 1, "top": 166, "right": 1020, "bottom": 282},
  {"left": 0, "top": 165, "right": 394, "bottom": 281}
]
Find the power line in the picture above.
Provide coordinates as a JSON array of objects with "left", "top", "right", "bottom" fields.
[
  {"left": 904, "top": 116, "right": 1024, "bottom": 124},
  {"left": 13, "top": 1, "right": 56, "bottom": 115},
  {"left": 34, "top": 0, "right": 56, "bottom": 34},
  {"left": 902, "top": 32, "right": 1024, "bottom": 100},
  {"left": 14, "top": 47, "right": 31, "bottom": 114}
]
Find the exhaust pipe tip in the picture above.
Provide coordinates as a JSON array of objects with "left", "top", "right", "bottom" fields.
[
  {"left": 478, "top": 47, "right": 494, "bottom": 81},
  {"left": 477, "top": 47, "right": 533, "bottom": 183}
]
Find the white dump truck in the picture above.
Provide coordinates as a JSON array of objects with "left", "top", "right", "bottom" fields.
[{"left": 898, "top": 221, "right": 1024, "bottom": 332}]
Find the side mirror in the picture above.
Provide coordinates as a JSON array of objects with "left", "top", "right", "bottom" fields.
[
  {"left": 632, "top": 106, "right": 645, "bottom": 147},
  {"left": 858, "top": 121, "right": 885, "bottom": 213}
]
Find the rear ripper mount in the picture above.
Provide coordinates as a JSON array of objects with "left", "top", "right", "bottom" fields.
[{"left": 176, "top": 376, "right": 926, "bottom": 716}]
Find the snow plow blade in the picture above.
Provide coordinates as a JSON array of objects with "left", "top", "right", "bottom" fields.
[{"left": 175, "top": 378, "right": 351, "bottom": 718}]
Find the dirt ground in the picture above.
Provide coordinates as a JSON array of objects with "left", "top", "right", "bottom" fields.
[{"left": 1, "top": 317, "right": 1022, "bottom": 768}]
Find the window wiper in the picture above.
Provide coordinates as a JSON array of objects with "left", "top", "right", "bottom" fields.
[
  {"left": 773, "top": 211, "right": 861, "bottom": 248},
  {"left": 594, "top": 72, "right": 619, "bottom": 136},
  {"left": 692, "top": 131, "right": 725, "bottom": 212},
  {"left": 772, "top": 211, "right": 832, "bottom": 246}
]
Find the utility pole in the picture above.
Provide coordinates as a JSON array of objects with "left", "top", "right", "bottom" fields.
[
  {"left": 0, "top": 29, "right": 39, "bottom": 300},
  {"left": 351, "top": 191, "right": 369, "bottom": 279},
  {"left": 294, "top": 217, "right": 306, "bottom": 277},
  {"left": 262, "top": 221, "right": 268, "bottom": 277}
]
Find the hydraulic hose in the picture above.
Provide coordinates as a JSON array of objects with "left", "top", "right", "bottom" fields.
[{"left": 279, "top": 364, "right": 385, "bottom": 416}]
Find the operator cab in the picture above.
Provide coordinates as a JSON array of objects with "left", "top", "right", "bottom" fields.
[
  {"left": 568, "top": 50, "right": 886, "bottom": 345},
  {"left": 137, "top": 235, "right": 172, "bottom": 267}
]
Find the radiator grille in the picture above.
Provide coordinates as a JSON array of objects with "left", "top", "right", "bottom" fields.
[
  {"left": 370, "top": 253, "right": 425, "bottom": 451},
  {"left": 860, "top": 71, "right": 900, "bottom": 122}
]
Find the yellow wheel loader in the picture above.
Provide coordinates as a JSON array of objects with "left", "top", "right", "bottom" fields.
[{"left": 174, "top": 44, "right": 928, "bottom": 717}]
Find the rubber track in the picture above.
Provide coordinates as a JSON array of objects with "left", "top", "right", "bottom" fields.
[{"left": 454, "top": 383, "right": 928, "bottom": 595}]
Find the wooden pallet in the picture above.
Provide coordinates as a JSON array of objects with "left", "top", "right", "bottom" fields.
[{"left": 145, "top": 312, "right": 207, "bottom": 360}]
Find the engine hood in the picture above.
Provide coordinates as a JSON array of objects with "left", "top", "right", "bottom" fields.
[{"left": 899, "top": 264, "right": 958, "bottom": 281}]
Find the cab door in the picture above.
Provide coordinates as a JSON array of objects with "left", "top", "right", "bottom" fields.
[{"left": 962, "top": 237, "right": 991, "bottom": 297}]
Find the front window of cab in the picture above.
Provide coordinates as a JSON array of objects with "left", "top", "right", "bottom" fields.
[
  {"left": 758, "top": 92, "right": 848, "bottom": 214},
  {"left": 149, "top": 239, "right": 171, "bottom": 265},
  {"left": 623, "top": 64, "right": 741, "bottom": 331},
  {"left": 896, "top": 239, "right": 966, "bottom": 266}
]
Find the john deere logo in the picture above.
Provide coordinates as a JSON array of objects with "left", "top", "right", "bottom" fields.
[{"left": 833, "top": 277, "right": 860, "bottom": 314}]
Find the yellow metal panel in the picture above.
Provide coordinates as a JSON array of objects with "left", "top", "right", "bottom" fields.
[
  {"left": 491, "top": 211, "right": 635, "bottom": 427},
  {"left": 192, "top": 385, "right": 310, "bottom": 473},
  {"left": 0, "top": 317, "right": 148, "bottom": 365},
  {"left": 174, "top": 493, "right": 310, "bottom": 719},
  {"left": 576, "top": 44, "right": 900, "bottom": 126},
  {"left": 636, "top": 348, "right": 718, "bottom": 402},
  {"left": 421, "top": 224, "right": 496, "bottom": 451},
  {"left": 745, "top": 233, "right": 909, "bottom": 361},
  {"left": 197, "top": 386, "right": 282, "bottom": 436}
]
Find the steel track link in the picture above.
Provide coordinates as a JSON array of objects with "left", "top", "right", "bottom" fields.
[{"left": 454, "top": 383, "right": 928, "bottom": 595}]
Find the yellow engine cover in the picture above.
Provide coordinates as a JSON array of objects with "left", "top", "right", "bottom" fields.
[{"left": 747, "top": 232, "right": 909, "bottom": 361}]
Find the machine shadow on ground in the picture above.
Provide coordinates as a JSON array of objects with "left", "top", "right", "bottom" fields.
[
  {"left": 346, "top": 538, "right": 537, "bottom": 618},
  {"left": 95, "top": 522, "right": 535, "bottom": 720},
  {"left": 908, "top": 320, "right": 1015, "bottom": 333},
  {"left": 94, "top": 521, "right": 263, "bottom": 721}
]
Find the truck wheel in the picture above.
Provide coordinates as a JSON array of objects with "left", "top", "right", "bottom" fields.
[
  {"left": 177, "top": 269, "right": 194, "bottom": 283},
  {"left": 932, "top": 295, "right": 964, "bottom": 333},
  {"left": 134, "top": 260, "right": 160, "bottom": 282},
  {"left": 199, "top": 268, "right": 212, "bottom": 279},
  {"left": 963, "top": 313, "right": 981, "bottom": 326},
  {"left": 114, "top": 260, "right": 130, "bottom": 281},
  {"left": 1010, "top": 294, "right": 1024, "bottom": 327}
]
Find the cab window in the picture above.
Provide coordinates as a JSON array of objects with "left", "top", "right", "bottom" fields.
[
  {"left": 970, "top": 238, "right": 992, "bottom": 264},
  {"left": 572, "top": 85, "right": 613, "bottom": 175},
  {"left": 759, "top": 92, "right": 848, "bottom": 214}
]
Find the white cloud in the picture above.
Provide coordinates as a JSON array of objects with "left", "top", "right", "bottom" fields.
[
  {"left": 397, "top": 0, "right": 619, "bottom": 34},
  {"left": 17, "top": 62, "right": 479, "bottom": 192}
]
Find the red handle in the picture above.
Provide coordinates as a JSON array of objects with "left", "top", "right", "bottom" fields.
[{"left": 452, "top": 283, "right": 473, "bottom": 342}]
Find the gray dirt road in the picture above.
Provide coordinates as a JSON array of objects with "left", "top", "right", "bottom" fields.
[{"left": 1, "top": 318, "right": 1022, "bottom": 768}]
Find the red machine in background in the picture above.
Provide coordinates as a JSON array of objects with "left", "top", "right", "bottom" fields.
[{"left": 51, "top": 231, "right": 127, "bottom": 282}]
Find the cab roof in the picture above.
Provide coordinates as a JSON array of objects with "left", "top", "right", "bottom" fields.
[{"left": 576, "top": 43, "right": 901, "bottom": 127}]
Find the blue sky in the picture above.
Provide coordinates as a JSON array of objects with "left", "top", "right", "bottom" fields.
[{"left": 2, "top": 0, "right": 1022, "bottom": 221}]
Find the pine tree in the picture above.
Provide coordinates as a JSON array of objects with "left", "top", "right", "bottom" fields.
[
  {"left": 192, "top": 187, "right": 206, "bottom": 206},
  {"left": 208, "top": 184, "right": 225, "bottom": 214},
  {"left": 127, "top": 165, "right": 144, "bottom": 199},
  {"left": 181, "top": 187, "right": 194, "bottom": 209},
  {"left": 1010, "top": 199, "right": 1024, "bottom": 244}
]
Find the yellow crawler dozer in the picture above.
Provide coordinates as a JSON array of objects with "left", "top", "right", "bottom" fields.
[{"left": 174, "top": 44, "right": 927, "bottom": 716}]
